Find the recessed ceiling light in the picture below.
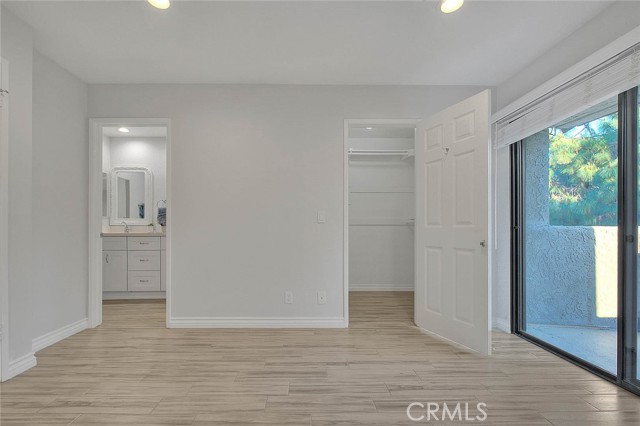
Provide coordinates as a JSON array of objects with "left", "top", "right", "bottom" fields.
[
  {"left": 118, "top": 127, "right": 130, "bottom": 133},
  {"left": 148, "top": 0, "right": 171, "bottom": 10},
  {"left": 366, "top": 127, "right": 373, "bottom": 130},
  {"left": 440, "top": 0, "right": 464, "bottom": 14}
]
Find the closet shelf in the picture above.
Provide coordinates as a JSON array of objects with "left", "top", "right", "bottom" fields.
[{"left": 348, "top": 148, "right": 415, "bottom": 160}]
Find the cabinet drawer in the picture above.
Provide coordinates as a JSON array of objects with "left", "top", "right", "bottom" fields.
[
  {"left": 103, "top": 237, "right": 127, "bottom": 251},
  {"left": 128, "top": 237, "right": 161, "bottom": 251},
  {"left": 128, "top": 271, "right": 161, "bottom": 291},
  {"left": 128, "top": 251, "right": 160, "bottom": 271}
]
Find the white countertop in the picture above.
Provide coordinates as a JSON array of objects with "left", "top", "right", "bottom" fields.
[{"left": 101, "top": 231, "right": 166, "bottom": 237}]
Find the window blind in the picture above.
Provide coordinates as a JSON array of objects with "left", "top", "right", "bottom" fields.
[{"left": 494, "top": 42, "right": 640, "bottom": 149}]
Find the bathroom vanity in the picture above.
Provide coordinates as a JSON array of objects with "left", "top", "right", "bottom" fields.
[{"left": 102, "top": 233, "right": 166, "bottom": 299}]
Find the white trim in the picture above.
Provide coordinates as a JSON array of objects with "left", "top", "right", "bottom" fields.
[
  {"left": 492, "top": 318, "right": 510, "bottom": 333},
  {"left": 493, "top": 24, "right": 640, "bottom": 123},
  {"left": 32, "top": 318, "right": 88, "bottom": 353},
  {"left": 343, "top": 119, "right": 420, "bottom": 331},
  {"left": 349, "top": 284, "right": 414, "bottom": 292},
  {"left": 103, "top": 291, "right": 166, "bottom": 300},
  {"left": 89, "top": 118, "right": 172, "bottom": 330},
  {"left": 168, "top": 317, "right": 348, "bottom": 329},
  {"left": 343, "top": 120, "right": 350, "bottom": 329},
  {"left": 165, "top": 120, "right": 173, "bottom": 329},
  {"left": 5, "top": 352, "right": 37, "bottom": 381},
  {"left": 0, "top": 57, "right": 9, "bottom": 382}
]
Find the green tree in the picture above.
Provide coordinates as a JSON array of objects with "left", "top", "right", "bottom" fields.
[{"left": 548, "top": 114, "right": 618, "bottom": 226}]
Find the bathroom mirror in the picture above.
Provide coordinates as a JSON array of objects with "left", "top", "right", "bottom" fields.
[{"left": 109, "top": 166, "right": 153, "bottom": 225}]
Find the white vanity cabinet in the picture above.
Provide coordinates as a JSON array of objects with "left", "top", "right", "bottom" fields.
[
  {"left": 103, "top": 250, "right": 128, "bottom": 292},
  {"left": 102, "top": 235, "right": 166, "bottom": 296}
]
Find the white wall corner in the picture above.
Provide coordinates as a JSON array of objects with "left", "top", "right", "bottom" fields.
[
  {"left": 168, "top": 316, "right": 348, "bottom": 329},
  {"left": 492, "top": 318, "right": 511, "bottom": 333},
  {"left": 31, "top": 318, "right": 88, "bottom": 353},
  {"left": 5, "top": 352, "right": 37, "bottom": 381}
]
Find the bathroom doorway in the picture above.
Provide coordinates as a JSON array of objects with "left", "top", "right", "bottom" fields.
[{"left": 89, "top": 119, "right": 171, "bottom": 328}]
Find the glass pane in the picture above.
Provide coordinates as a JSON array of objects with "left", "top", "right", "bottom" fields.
[{"left": 522, "top": 99, "right": 619, "bottom": 374}]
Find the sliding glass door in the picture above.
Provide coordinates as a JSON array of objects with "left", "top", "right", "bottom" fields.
[{"left": 513, "top": 86, "right": 640, "bottom": 393}]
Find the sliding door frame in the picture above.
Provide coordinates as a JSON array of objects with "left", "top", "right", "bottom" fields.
[
  {"left": 619, "top": 87, "right": 639, "bottom": 390},
  {"left": 511, "top": 87, "right": 640, "bottom": 395}
]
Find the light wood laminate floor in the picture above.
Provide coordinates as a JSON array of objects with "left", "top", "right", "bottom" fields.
[{"left": 1, "top": 292, "right": 639, "bottom": 425}]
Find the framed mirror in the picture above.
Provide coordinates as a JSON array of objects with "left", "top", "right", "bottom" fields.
[{"left": 109, "top": 166, "right": 153, "bottom": 225}]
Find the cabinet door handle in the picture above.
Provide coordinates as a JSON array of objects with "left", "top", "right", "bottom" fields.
[{"left": 106, "top": 254, "right": 109, "bottom": 264}]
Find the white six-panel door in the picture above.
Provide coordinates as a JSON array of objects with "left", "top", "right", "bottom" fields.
[{"left": 415, "top": 90, "right": 491, "bottom": 355}]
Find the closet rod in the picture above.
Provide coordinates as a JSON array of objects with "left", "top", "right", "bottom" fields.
[{"left": 348, "top": 148, "right": 415, "bottom": 160}]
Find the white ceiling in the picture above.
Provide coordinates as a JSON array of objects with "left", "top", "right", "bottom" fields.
[
  {"left": 5, "top": 1, "right": 612, "bottom": 86},
  {"left": 103, "top": 126, "right": 167, "bottom": 138}
]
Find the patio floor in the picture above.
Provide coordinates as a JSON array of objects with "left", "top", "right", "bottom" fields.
[{"left": 527, "top": 323, "right": 621, "bottom": 374}]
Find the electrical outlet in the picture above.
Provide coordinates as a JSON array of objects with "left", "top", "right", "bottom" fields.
[
  {"left": 317, "top": 291, "right": 327, "bottom": 305},
  {"left": 284, "top": 291, "right": 294, "bottom": 304}
]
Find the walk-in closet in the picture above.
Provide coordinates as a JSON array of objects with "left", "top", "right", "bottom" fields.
[{"left": 347, "top": 123, "right": 416, "bottom": 292}]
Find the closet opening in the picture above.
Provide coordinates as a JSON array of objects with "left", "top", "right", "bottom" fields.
[{"left": 344, "top": 120, "right": 419, "bottom": 325}]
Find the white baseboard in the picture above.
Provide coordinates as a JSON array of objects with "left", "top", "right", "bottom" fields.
[
  {"left": 168, "top": 316, "right": 347, "bottom": 329},
  {"left": 492, "top": 318, "right": 511, "bottom": 333},
  {"left": 5, "top": 352, "right": 37, "bottom": 381},
  {"left": 32, "top": 318, "right": 88, "bottom": 353},
  {"left": 350, "top": 284, "right": 414, "bottom": 291},
  {"left": 103, "top": 291, "right": 166, "bottom": 300}
]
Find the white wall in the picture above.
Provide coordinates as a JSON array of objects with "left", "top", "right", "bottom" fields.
[
  {"left": 1, "top": 9, "right": 89, "bottom": 378},
  {"left": 348, "top": 137, "right": 414, "bottom": 291},
  {"left": 32, "top": 50, "right": 88, "bottom": 342},
  {"left": 497, "top": 1, "right": 640, "bottom": 110},
  {"left": 108, "top": 137, "right": 167, "bottom": 224},
  {"left": 88, "top": 84, "right": 485, "bottom": 323},
  {"left": 2, "top": 8, "right": 34, "bottom": 363}
]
